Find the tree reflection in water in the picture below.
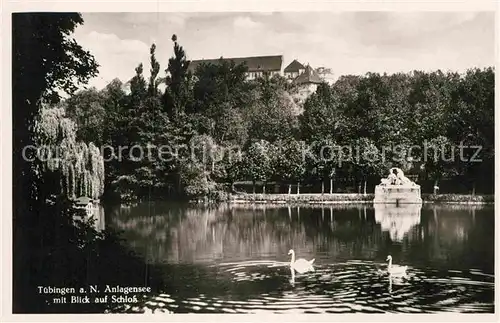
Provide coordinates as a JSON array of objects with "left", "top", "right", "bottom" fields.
[
  {"left": 108, "top": 203, "right": 493, "bottom": 272},
  {"left": 104, "top": 202, "right": 493, "bottom": 313},
  {"left": 111, "top": 204, "right": 363, "bottom": 264}
]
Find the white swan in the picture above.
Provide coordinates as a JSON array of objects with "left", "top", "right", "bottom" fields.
[
  {"left": 386, "top": 255, "right": 407, "bottom": 276},
  {"left": 288, "top": 249, "right": 315, "bottom": 274}
]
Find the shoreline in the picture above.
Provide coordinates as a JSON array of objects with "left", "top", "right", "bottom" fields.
[{"left": 228, "top": 193, "right": 494, "bottom": 205}]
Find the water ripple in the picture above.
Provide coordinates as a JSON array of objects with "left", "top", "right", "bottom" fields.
[{"left": 110, "top": 260, "right": 494, "bottom": 314}]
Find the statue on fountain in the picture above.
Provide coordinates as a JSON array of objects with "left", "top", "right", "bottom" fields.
[
  {"left": 380, "top": 168, "right": 416, "bottom": 186},
  {"left": 375, "top": 167, "right": 421, "bottom": 204}
]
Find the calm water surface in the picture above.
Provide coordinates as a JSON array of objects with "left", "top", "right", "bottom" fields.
[{"left": 103, "top": 202, "right": 494, "bottom": 313}]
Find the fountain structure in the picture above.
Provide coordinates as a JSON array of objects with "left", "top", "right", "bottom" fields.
[{"left": 374, "top": 168, "right": 422, "bottom": 204}]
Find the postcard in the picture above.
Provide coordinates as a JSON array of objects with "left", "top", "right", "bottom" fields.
[{"left": 3, "top": 1, "right": 497, "bottom": 322}]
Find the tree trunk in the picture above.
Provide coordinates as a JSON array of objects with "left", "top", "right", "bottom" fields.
[
  {"left": 330, "top": 178, "right": 333, "bottom": 194},
  {"left": 358, "top": 181, "right": 361, "bottom": 194},
  {"left": 263, "top": 184, "right": 266, "bottom": 195},
  {"left": 321, "top": 181, "right": 325, "bottom": 195},
  {"left": 288, "top": 184, "right": 292, "bottom": 195},
  {"left": 177, "top": 174, "right": 182, "bottom": 195},
  {"left": 297, "top": 182, "right": 300, "bottom": 194},
  {"left": 433, "top": 179, "right": 439, "bottom": 195},
  {"left": 472, "top": 181, "right": 476, "bottom": 196},
  {"left": 363, "top": 180, "right": 367, "bottom": 195}
]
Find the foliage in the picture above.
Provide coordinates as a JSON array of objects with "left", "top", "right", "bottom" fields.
[
  {"left": 243, "top": 140, "right": 273, "bottom": 185},
  {"left": 13, "top": 13, "right": 100, "bottom": 210},
  {"left": 422, "top": 136, "right": 457, "bottom": 184},
  {"left": 13, "top": 13, "right": 99, "bottom": 104},
  {"left": 51, "top": 29, "right": 494, "bottom": 199},
  {"left": 246, "top": 76, "right": 300, "bottom": 142},
  {"left": 191, "top": 59, "right": 252, "bottom": 145},
  {"left": 272, "top": 139, "right": 306, "bottom": 184},
  {"left": 179, "top": 161, "right": 217, "bottom": 200},
  {"left": 35, "top": 107, "right": 105, "bottom": 199},
  {"left": 13, "top": 13, "right": 100, "bottom": 312},
  {"left": 300, "top": 83, "right": 343, "bottom": 142},
  {"left": 64, "top": 88, "right": 106, "bottom": 146},
  {"left": 163, "top": 34, "right": 193, "bottom": 120}
]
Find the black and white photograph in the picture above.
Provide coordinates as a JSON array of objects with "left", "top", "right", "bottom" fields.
[{"left": 6, "top": 2, "right": 497, "bottom": 319}]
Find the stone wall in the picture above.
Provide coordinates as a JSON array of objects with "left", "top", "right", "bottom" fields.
[
  {"left": 229, "top": 193, "right": 494, "bottom": 205},
  {"left": 230, "top": 193, "right": 374, "bottom": 204}
]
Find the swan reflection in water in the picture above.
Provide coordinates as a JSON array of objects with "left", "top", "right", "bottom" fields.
[
  {"left": 388, "top": 273, "right": 408, "bottom": 294},
  {"left": 374, "top": 204, "right": 422, "bottom": 241},
  {"left": 288, "top": 249, "right": 315, "bottom": 286},
  {"left": 289, "top": 267, "right": 295, "bottom": 285}
]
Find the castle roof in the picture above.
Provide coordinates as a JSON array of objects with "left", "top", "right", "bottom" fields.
[
  {"left": 293, "top": 65, "right": 323, "bottom": 85},
  {"left": 188, "top": 55, "right": 283, "bottom": 73},
  {"left": 284, "top": 59, "right": 305, "bottom": 73}
]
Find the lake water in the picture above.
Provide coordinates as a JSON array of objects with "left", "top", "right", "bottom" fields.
[{"left": 103, "top": 202, "right": 494, "bottom": 314}]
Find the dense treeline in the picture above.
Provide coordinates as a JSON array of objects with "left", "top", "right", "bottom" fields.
[
  {"left": 59, "top": 36, "right": 494, "bottom": 201},
  {"left": 13, "top": 13, "right": 102, "bottom": 312}
]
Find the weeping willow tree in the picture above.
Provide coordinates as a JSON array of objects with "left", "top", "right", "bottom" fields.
[{"left": 35, "top": 107, "right": 105, "bottom": 199}]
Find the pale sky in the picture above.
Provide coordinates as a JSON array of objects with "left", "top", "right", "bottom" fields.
[{"left": 73, "top": 12, "right": 495, "bottom": 90}]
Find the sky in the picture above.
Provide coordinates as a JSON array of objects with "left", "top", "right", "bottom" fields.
[{"left": 73, "top": 12, "right": 495, "bottom": 90}]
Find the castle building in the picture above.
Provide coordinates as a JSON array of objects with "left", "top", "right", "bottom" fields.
[
  {"left": 188, "top": 55, "right": 283, "bottom": 80},
  {"left": 187, "top": 55, "right": 330, "bottom": 102},
  {"left": 283, "top": 59, "right": 306, "bottom": 80},
  {"left": 292, "top": 65, "right": 323, "bottom": 102}
]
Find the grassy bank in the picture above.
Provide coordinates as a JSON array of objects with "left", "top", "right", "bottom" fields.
[
  {"left": 229, "top": 193, "right": 494, "bottom": 205},
  {"left": 421, "top": 194, "right": 494, "bottom": 204}
]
